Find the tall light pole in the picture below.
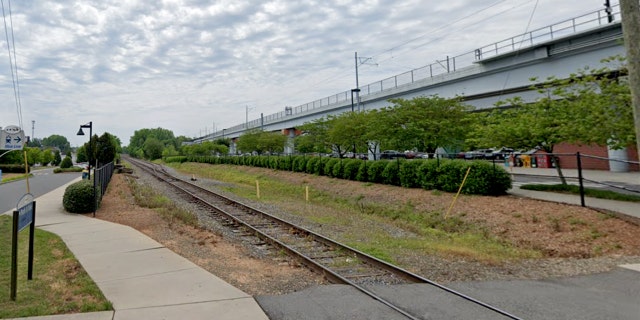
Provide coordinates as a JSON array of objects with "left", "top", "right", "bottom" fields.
[
  {"left": 76, "top": 122, "right": 92, "bottom": 179},
  {"left": 77, "top": 121, "right": 95, "bottom": 217},
  {"left": 350, "top": 88, "right": 361, "bottom": 112},
  {"left": 245, "top": 105, "right": 255, "bottom": 129}
]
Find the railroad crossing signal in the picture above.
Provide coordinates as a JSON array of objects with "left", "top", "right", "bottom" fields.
[{"left": 1, "top": 125, "right": 25, "bottom": 150}]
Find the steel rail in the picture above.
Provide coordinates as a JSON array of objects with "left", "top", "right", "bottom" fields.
[{"left": 126, "top": 157, "right": 523, "bottom": 320}]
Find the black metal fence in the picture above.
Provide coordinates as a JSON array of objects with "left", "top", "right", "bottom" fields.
[{"left": 93, "top": 162, "right": 115, "bottom": 216}]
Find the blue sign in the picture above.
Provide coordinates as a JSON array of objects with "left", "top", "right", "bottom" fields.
[{"left": 16, "top": 194, "right": 34, "bottom": 232}]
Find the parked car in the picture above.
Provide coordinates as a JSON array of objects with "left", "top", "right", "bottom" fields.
[
  {"left": 379, "top": 150, "right": 406, "bottom": 159},
  {"left": 485, "top": 147, "right": 514, "bottom": 160},
  {"left": 463, "top": 149, "right": 494, "bottom": 159}
]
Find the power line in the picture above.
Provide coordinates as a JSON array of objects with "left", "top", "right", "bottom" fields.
[{"left": 1, "top": 0, "right": 23, "bottom": 128}]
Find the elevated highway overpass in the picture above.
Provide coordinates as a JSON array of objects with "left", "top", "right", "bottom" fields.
[{"left": 193, "top": 6, "right": 625, "bottom": 154}]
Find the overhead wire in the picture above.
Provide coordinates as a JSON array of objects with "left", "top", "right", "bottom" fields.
[
  {"left": 1, "top": 0, "right": 23, "bottom": 129},
  {"left": 263, "top": 0, "right": 532, "bottom": 110}
]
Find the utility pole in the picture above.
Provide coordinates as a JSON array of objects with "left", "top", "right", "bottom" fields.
[
  {"left": 31, "top": 120, "right": 35, "bottom": 142},
  {"left": 619, "top": 0, "right": 640, "bottom": 164},
  {"left": 354, "top": 52, "right": 360, "bottom": 112}
]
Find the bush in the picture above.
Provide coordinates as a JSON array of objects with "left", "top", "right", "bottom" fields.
[
  {"left": 464, "top": 162, "right": 512, "bottom": 195},
  {"left": 399, "top": 160, "right": 423, "bottom": 188},
  {"left": 63, "top": 180, "right": 101, "bottom": 213},
  {"left": 0, "top": 164, "right": 29, "bottom": 173},
  {"left": 331, "top": 160, "right": 344, "bottom": 178},
  {"left": 367, "top": 160, "right": 388, "bottom": 183},
  {"left": 417, "top": 160, "right": 441, "bottom": 190},
  {"left": 355, "top": 161, "right": 368, "bottom": 181},
  {"left": 324, "top": 158, "right": 340, "bottom": 177},
  {"left": 60, "top": 156, "right": 73, "bottom": 169},
  {"left": 342, "top": 159, "right": 361, "bottom": 180},
  {"left": 381, "top": 160, "right": 402, "bottom": 186}
]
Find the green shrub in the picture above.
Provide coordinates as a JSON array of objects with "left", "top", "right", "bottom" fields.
[
  {"left": 417, "top": 160, "right": 441, "bottom": 190},
  {"left": 367, "top": 160, "right": 388, "bottom": 183},
  {"left": 0, "top": 164, "right": 29, "bottom": 173},
  {"left": 54, "top": 167, "right": 83, "bottom": 173},
  {"left": 436, "top": 160, "right": 470, "bottom": 193},
  {"left": 324, "top": 158, "right": 340, "bottom": 177},
  {"left": 317, "top": 157, "right": 331, "bottom": 175},
  {"left": 60, "top": 156, "right": 73, "bottom": 169},
  {"left": 463, "top": 162, "right": 512, "bottom": 195},
  {"left": 399, "top": 160, "right": 423, "bottom": 188},
  {"left": 355, "top": 161, "right": 368, "bottom": 181},
  {"left": 342, "top": 159, "right": 361, "bottom": 180},
  {"left": 331, "top": 160, "right": 344, "bottom": 178},
  {"left": 63, "top": 180, "right": 101, "bottom": 213},
  {"left": 306, "top": 157, "right": 319, "bottom": 174},
  {"left": 292, "top": 156, "right": 307, "bottom": 172},
  {"left": 381, "top": 160, "right": 402, "bottom": 186}
]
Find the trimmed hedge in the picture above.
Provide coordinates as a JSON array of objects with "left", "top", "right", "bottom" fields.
[
  {"left": 0, "top": 164, "right": 30, "bottom": 173},
  {"left": 166, "top": 155, "right": 512, "bottom": 195},
  {"left": 63, "top": 180, "right": 102, "bottom": 213}
]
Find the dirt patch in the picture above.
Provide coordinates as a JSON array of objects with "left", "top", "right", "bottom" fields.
[{"left": 93, "top": 173, "right": 325, "bottom": 295}]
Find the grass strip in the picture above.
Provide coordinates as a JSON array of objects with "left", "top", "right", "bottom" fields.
[
  {"left": 164, "top": 162, "right": 539, "bottom": 264},
  {"left": 520, "top": 183, "right": 640, "bottom": 202},
  {"left": 0, "top": 215, "right": 112, "bottom": 318}
]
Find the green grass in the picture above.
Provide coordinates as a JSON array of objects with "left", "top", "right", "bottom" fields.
[
  {"left": 521, "top": 183, "right": 640, "bottom": 202},
  {"left": 125, "top": 176, "right": 199, "bottom": 227},
  {"left": 165, "top": 162, "right": 541, "bottom": 264},
  {"left": 0, "top": 216, "right": 112, "bottom": 318}
]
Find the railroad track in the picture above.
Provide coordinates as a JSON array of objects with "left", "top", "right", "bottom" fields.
[{"left": 125, "top": 156, "right": 522, "bottom": 320}]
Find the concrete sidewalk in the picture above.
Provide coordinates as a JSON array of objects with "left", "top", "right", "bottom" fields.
[
  {"left": 506, "top": 167, "right": 640, "bottom": 220},
  {"left": 7, "top": 179, "right": 269, "bottom": 320}
]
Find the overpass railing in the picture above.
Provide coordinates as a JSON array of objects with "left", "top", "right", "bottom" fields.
[{"left": 214, "top": 5, "right": 621, "bottom": 139}]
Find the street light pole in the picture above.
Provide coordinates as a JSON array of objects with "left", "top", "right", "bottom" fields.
[
  {"left": 350, "top": 88, "right": 361, "bottom": 112},
  {"left": 76, "top": 121, "right": 92, "bottom": 179}
]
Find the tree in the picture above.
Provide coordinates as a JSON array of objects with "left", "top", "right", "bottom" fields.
[
  {"left": 76, "top": 145, "right": 88, "bottom": 163},
  {"left": 143, "top": 138, "right": 164, "bottom": 160},
  {"left": 236, "top": 129, "right": 287, "bottom": 155},
  {"left": 96, "top": 132, "right": 117, "bottom": 166},
  {"left": 41, "top": 149, "right": 54, "bottom": 166},
  {"left": 53, "top": 150, "right": 62, "bottom": 166},
  {"left": 42, "top": 134, "right": 72, "bottom": 154},
  {"left": 129, "top": 128, "right": 177, "bottom": 159},
  {"left": 470, "top": 61, "right": 636, "bottom": 184},
  {"left": 383, "top": 96, "right": 472, "bottom": 153}
]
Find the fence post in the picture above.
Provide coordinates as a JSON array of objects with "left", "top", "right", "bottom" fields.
[{"left": 576, "top": 152, "right": 586, "bottom": 207}]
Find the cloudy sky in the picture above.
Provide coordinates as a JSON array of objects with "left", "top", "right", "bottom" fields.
[{"left": 0, "top": 0, "right": 616, "bottom": 147}]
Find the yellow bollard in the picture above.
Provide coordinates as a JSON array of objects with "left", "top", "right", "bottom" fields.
[
  {"left": 256, "top": 180, "right": 260, "bottom": 199},
  {"left": 305, "top": 186, "right": 309, "bottom": 202}
]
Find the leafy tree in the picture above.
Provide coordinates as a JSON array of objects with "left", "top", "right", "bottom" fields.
[
  {"left": 143, "top": 138, "right": 164, "bottom": 160},
  {"left": 382, "top": 95, "right": 472, "bottom": 153},
  {"left": 76, "top": 145, "right": 88, "bottom": 163},
  {"left": 53, "top": 150, "right": 62, "bottom": 166},
  {"left": 181, "top": 141, "right": 228, "bottom": 156},
  {"left": 42, "top": 134, "right": 72, "bottom": 154},
  {"left": 60, "top": 155, "right": 73, "bottom": 169},
  {"left": 470, "top": 58, "right": 635, "bottom": 184},
  {"left": 129, "top": 128, "right": 177, "bottom": 159},
  {"left": 41, "top": 149, "right": 54, "bottom": 166},
  {"left": 96, "top": 132, "right": 117, "bottom": 166},
  {"left": 25, "top": 147, "right": 41, "bottom": 166},
  {"left": 236, "top": 129, "right": 287, "bottom": 155}
]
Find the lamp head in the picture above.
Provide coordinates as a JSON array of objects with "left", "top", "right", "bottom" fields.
[{"left": 77, "top": 128, "right": 85, "bottom": 136}]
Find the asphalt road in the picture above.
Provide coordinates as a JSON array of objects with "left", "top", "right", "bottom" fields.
[
  {"left": 0, "top": 168, "right": 80, "bottom": 214},
  {"left": 257, "top": 267, "right": 640, "bottom": 319}
]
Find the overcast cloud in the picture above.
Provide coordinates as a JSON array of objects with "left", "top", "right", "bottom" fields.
[{"left": 0, "top": 0, "right": 615, "bottom": 146}]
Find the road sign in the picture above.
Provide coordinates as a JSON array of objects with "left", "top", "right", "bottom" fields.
[{"left": 1, "top": 125, "right": 25, "bottom": 150}]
